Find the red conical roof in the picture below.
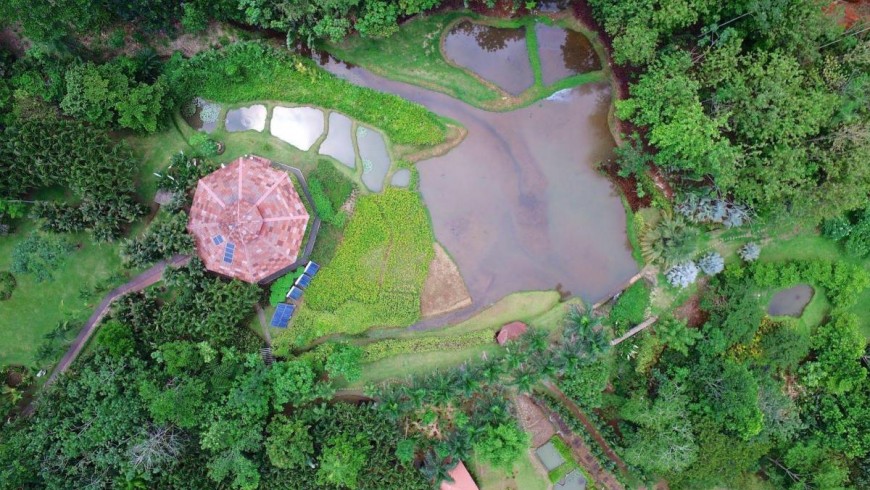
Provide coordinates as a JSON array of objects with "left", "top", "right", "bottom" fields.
[{"left": 187, "top": 156, "right": 309, "bottom": 283}]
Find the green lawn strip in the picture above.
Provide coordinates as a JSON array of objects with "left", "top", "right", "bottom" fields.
[
  {"left": 367, "top": 290, "right": 562, "bottom": 341},
  {"left": 524, "top": 17, "right": 544, "bottom": 86},
  {"left": 348, "top": 344, "right": 503, "bottom": 388},
  {"left": 471, "top": 450, "right": 549, "bottom": 490},
  {"left": 169, "top": 42, "right": 446, "bottom": 147},
  {"left": 0, "top": 223, "right": 128, "bottom": 367}
]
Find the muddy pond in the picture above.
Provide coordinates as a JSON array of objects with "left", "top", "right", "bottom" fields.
[
  {"left": 443, "top": 22, "right": 534, "bottom": 95},
  {"left": 316, "top": 25, "right": 637, "bottom": 325},
  {"left": 768, "top": 285, "right": 814, "bottom": 317}
]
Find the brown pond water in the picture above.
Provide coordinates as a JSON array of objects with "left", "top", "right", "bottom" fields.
[
  {"left": 535, "top": 24, "right": 600, "bottom": 85},
  {"left": 315, "top": 38, "right": 637, "bottom": 326},
  {"left": 443, "top": 21, "right": 534, "bottom": 95},
  {"left": 768, "top": 285, "right": 814, "bottom": 317}
]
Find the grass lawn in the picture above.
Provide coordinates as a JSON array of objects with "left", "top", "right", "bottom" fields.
[
  {"left": 327, "top": 11, "right": 607, "bottom": 111},
  {"left": 471, "top": 450, "right": 549, "bottom": 490},
  {"left": 341, "top": 291, "right": 567, "bottom": 388},
  {"left": 760, "top": 232, "right": 870, "bottom": 336},
  {"left": 0, "top": 221, "right": 128, "bottom": 367}
]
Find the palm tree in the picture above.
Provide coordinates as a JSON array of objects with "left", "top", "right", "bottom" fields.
[{"left": 641, "top": 213, "right": 699, "bottom": 267}]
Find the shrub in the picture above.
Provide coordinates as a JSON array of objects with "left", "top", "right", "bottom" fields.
[
  {"left": 822, "top": 216, "right": 852, "bottom": 241},
  {"left": 666, "top": 261, "right": 699, "bottom": 288},
  {"left": 181, "top": 99, "right": 198, "bottom": 118},
  {"left": 10, "top": 233, "right": 74, "bottom": 282},
  {"left": 698, "top": 251, "right": 725, "bottom": 275},
  {"left": 609, "top": 281, "right": 650, "bottom": 329},
  {"left": 678, "top": 192, "right": 750, "bottom": 228},
  {"left": 198, "top": 101, "right": 221, "bottom": 123},
  {"left": 738, "top": 242, "right": 761, "bottom": 262},
  {"left": 0, "top": 271, "right": 16, "bottom": 300},
  {"left": 268, "top": 269, "right": 305, "bottom": 306},
  {"left": 309, "top": 177, "right": 336, "bottom": 224},
  {"left": 188, "top": 133, "right": 219, "bottom": 157},
  {"left": 844, "top": 219, "right": 870, "bottom": 258},
  {"left": 310, "top": 160, "right": 354, "bottom": 210}
]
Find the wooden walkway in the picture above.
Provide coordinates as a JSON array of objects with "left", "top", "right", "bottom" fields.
[{"left": 23, "top": 255, "right": 190, "bottom": 416}]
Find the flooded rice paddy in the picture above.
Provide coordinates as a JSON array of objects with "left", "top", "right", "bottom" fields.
[
  {"left": 535, "top": 24, "right": 600, "bottom": 85},
  {"left": 270, "top": 106, "right": 324, "bottom": 150},
  {"left": 443, "top": 22, "right": 534, "bottom": 95},
  {"left": 320, "top": 112, "right": 357, "bottom": 168},
  {"left": 768, "top": 285, "right": 814, "bottom": 317},
  {"left": 357, "top": 126, "right": 391, "bottom": 192},
  {"left": 317, "top": 24, "right": 638, "bottom": 322},
  {"left": 391, "top": 169, "right": 411, "bottom": 187},
  {"left": 225, "top": 105, "right": 267, "bottom": 132}
]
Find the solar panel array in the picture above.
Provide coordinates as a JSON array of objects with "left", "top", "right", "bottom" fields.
[
  {"left": 286, "top": 286, "right": 303, "bottom": 300},
  {"left": 224, "top": 242, "right": 236, "bottom": 264},
  {"left": 213, "top": 235, "right": 224, "bottom": 245},
  {"left": 270, "top": 303, "right": 296, "bottom": 328},
  {"left": 295, "top": 274, "right": 312, "bottom": 289},
  {"left": 304, "top": 261, "right": 320, "bottom": 277}
]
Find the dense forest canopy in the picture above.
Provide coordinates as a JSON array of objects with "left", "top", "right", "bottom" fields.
[{"left": 593, "top": 0, "right": 870, "bottom": 222}]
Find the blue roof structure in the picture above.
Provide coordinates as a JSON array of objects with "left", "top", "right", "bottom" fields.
[
  {"left": 286, "top": 286, "right": 303, "bottom": 301},
  {"left": 295, "top": 274, "right": 312, "bottom": 289},
  {"left": 212, "top": 235, "right": 225, "bottom": 245},
  {"left": 270, "top": 303, "right": 296, "bottom": 328},
  {"left": 304, "top": 261, "right": 320, "bottom": 277},
  {"left": 223, "top": 243, "right": 236, "bottom": 264}
]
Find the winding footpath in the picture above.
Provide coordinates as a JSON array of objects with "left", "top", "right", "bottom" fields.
[{"left": 23, "top": 254, "right": 190, "bottom": 416}]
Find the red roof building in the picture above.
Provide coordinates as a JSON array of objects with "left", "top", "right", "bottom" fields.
[
  {"left": 187, "top": 155, "right": 309, "bottom": 283},
  {"left": 441, "top": 461, "right": 480, "bottom": 490},
  {"left": 496, "top": 321, "right": 528, "bottom": 345}
]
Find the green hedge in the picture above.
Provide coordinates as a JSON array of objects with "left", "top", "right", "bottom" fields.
[
  {"left": 362, "top": 330, "right": 493, "bottom": 363},
  {"left": 166, "top": 42, "right": 446, "bottom": 146}
]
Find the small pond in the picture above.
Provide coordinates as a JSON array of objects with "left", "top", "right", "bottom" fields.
[
  {"left": 270, "top": 106, "right": 324, "bottom": 150},
  {"left": 225, "top": 105, "right": 267, "bottom": 132},
  {"left": 535, "top": 24, "right": 600, "bottom": 85},
  {"left": 391, "top": 169, "right": 411, "bottom": 188},
  {"left": 357, "top": 126, "right": 391, "bottom": 192},
  {"left": 443, "top": 21, "right": 534, "bottom": 95},
  {"left": 319, "top": 112, "right": 356, "bottom": 168},
  {"left": 182, "top": 98, "right": 220, "bottom": 133},
  {"left": 768, "top": 285, "right": 814, "bottom": 317}
]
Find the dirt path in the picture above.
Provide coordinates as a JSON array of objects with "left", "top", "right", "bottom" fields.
[
  {"left": 543, "top": 381, "right": 629, "bottom": 475},
  {"left": 255, "top": 304, "right": 272, "bottom": 346},
  {"left": 532, "top": 391, "right": 625, "bottom": 490},
  {"left": 23, "top": 255, "right": 190, "bottom": 416}
]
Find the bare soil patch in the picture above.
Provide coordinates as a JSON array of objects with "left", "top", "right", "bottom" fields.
[
  {"left": 516, "top": 394, "right": 557, "bottom": 447},
  {"left": 421, "top": 242, "right": 472, "bottom": 318},
  {"left": 673, "top": 277, "right": 708, "bottom": 328}
]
